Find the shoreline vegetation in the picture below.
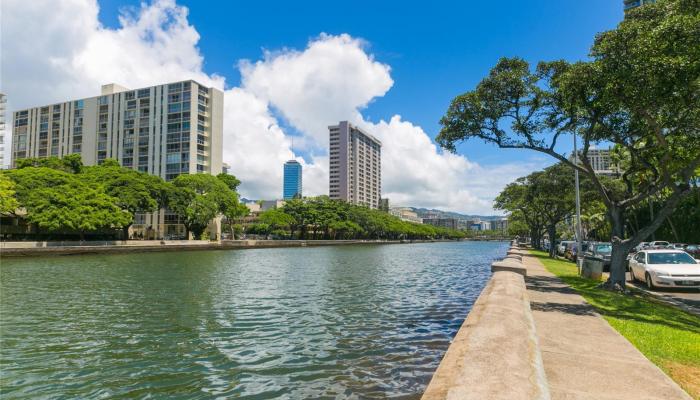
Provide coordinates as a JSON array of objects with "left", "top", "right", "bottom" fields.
[
  {"left": 0, "top": 156, "right": 481, "bottom": 243},
  {"left": 530, "top": 250, "right": 700, "bottom": 398}
]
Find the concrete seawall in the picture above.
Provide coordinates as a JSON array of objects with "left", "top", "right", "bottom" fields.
[
  {"left": 422, "top": 242, "right": 549, "bottom": 400},
  {"left": 0, "top": 239, "right": 454, "bottom": 257}
]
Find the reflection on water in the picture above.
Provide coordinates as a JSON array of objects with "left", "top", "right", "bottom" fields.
[{"left": 0, "top": 241, "right": 507, "bottom": 399}]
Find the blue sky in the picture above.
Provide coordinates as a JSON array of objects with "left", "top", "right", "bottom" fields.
[{"left": 95, "top": 0, "right": 623, "bottom": 166}]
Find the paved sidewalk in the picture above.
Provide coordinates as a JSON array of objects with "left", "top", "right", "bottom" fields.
[{"left": 522, "top": 255, "right": 692, "bottom": 400}]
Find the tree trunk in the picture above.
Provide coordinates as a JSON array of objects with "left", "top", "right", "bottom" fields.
[
  {"left": 607, "top": 206, "right": 628, "bottom": 289},
  {"left": 547, "top": 224, "right": 557, "bottom": 258},
  {"left": 666, "top": 216, "right": 679, "bottom": 243}
]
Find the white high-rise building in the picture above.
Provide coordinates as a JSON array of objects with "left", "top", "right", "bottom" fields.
[
  {"left": 11, "top": 80, "right": 224, "bottom": 239},
  {"left": 329, "top": 121, "right": 381, "bottom": 209},
  {"left": 0, "top": 93, "right": 7, "bottom": 168},
  {"left": 12, "top": 81, "right": 222, "bottom": 179}
]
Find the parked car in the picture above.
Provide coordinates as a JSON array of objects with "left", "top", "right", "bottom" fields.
[
  {"left": 628, "top": 249, "right": 700, "bottom": 289},
  {"left": 565, "top": 241, "right": 590, "bottom": 262},
  {"left": 685, "top": 244, "right": 700, "bottom": 259},
  {"left": 634, "top": 242, "right": 649, "bottom": 252},
  {"left": 671, "top": 243, "right": 687, "bottom": 250},
  {"left": 584, "top": 242, "right": 613, "bottom": 271},
  {"left": 647, "top": 241, "right": 671, "bottom": 249},
  {"left": 558, "top": 241, "right": 575, "bottom": 256}
]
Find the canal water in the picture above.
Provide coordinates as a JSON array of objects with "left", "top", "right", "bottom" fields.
[{"left": 0, "top": 241, "right": 507, "bottom": 399}]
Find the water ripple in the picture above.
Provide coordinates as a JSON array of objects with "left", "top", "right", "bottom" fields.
[{"left": 1, "top": 241, "right": 507, "bottom": 399}]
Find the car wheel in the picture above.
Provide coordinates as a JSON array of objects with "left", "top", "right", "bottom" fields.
[{"left": 645, "top": 273, "right": 655, "bottom": 290}]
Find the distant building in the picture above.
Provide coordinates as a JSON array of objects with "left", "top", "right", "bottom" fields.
[
  {"left": 492, "top": 218, "right": 509, "bottom": 233},
  {"left": 390, "top": 207, "right": 423, "bottom": 224},
  {"left": 222, "top": 162, "right": 231, "bottom": 174},
  {"left": 379, "top": 198, "right": 389, "bottom": 212},
  {"left": 244, "top": 202, "right": 261, "bottom": 214},
  {"left": 457, "top": 219, "right": 472, "bottom": 230},
  {"left": 283, "top": 160, "right": 302, "bottom": 200},
  {"left": 329, "top": 121, "right": 382, "bottom": 209},
  {"left": 10, "top": 80, "right": 224, "bottom": 240},
  {"left": 624, "top": 0, "right": 655, "bottom": 12},
  {"left": 12, "top": 81, "right": 223, "bottom": 179},
  {"left": 570, "top": 147, "right": 620, "bottom": 176},
  {"left": 0, "top": 93, "right": 6, "bottom": 168},
  {"left": 261, "top": 200, "right": 286, "bottom": 211},
  {"left": 423, "top": 218, "right": 458, "bottom": 230},
  {"left": 419, "top": 210, "right": 442, "bottom": 220}
]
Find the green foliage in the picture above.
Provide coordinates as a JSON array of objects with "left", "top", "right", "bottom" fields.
[
  {"left": 258, "top": 208, "right": 295, "bottom": 233},
  {"left": 626, "top": 187, "right": 700, "bottom": 243},
  {"left": 5, "top": 156, "right": 247, "bottom": 241},
  {"left": 0, "top": 172, "right": 20, "bottom": 215},
  {"left": 169, "top": 174, "right": 239, "bottom": 239},
  {"left": 217, "top": 173, "right": 241, "bottom": 192},
  {"left": 6, "top": 167, "right": 131, "bottom": 235},
  {"left": 438, "top": 0, "right": 700, "bottom": 285},
  {"left": 266, "top": 196, "right": 465, "bottom": 240},
  {"left": 82, "top": 162, "right": 159, "bottom": 216},
  {"left": 16, "top": 154, "right": 83, "bottom": 174}
]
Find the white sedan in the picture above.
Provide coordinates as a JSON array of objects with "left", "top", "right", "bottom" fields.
[{"left": 629, "top": 250, "right": 700, "bottom": 289}]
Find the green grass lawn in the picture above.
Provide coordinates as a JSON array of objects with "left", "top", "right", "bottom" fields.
[{"left": 530, "top": 250, "right": 700, "bottom": 399}]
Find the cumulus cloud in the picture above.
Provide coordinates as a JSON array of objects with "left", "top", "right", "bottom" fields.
[
  {"left": 240, "top": 34, "right": 393, "bottom": 147},
  {"left": 1, "top": 0, "right": 542, "bottom": 214}
]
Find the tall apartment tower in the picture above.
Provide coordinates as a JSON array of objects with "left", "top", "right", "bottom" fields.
[
  {"left": 283, "top": 160, "right": 302, "bottom": 200},
  {"left": 328, "top": 121, "right": 381, "bottom": 209},
  {"left": 11, "top": 80, "right": 224, "bottom": 239},
  {"left": 0, "top": 93, "right": 6, "bottom": 168},
  {"left": 12, "top": 80, "right": 222, "bottom": 178}
]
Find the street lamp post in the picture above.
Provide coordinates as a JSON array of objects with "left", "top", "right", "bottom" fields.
[{"left": 573, "top": 133, "right": 583, "bottom": 274}]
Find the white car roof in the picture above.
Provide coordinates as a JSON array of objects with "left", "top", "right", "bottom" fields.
[{"left": 643, "top": 249, "right": 685, "bottom": 253}]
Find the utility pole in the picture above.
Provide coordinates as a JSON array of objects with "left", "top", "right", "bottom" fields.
[{"left": 574, "top": 134, "right": 583, "bottom": 274}]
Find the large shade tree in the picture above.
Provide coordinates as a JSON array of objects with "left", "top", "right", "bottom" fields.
[
  {"left": 494, "top": 178, "right": 547, "bottom": 249},
  {"left": 0, "top": 173, "right": 20, "bottom": 215},
  {"left": 438, "top": 0, "right": 700, "bottom": 288},
  {"left": 169, "top": 174, "right": 241, "bottom": 239},
  {"left": 6, "top": 167, "right": 131, "bottom": 239},
  {"left": 82, "top": 160, "right": 160, "bottom": 238}
]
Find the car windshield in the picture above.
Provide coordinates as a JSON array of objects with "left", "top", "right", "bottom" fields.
[
  {"left": 655, "top": 242, "right": 670, "bottom": 246},
  {"left": 647, "top": 252, "right": 697, "bottom": 264},
  {"left": 595, "top": 244, "right": 612, "bottom": 254}
]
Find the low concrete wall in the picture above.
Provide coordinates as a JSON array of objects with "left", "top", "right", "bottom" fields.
[
  {"left": 422, "top": 250, "right": 549, "bottom": 400},
  {"left": 0, "top": 240, "right": 212, "bottom": 249},
  {"left": 491, "top": 259, "right": 527, "bottom": 276},
  {"left": 0, "top": 238, "right": 445, "bottom": 257},
  {"left": 220, "top": 239, "right": 404, "bottom": 248}
]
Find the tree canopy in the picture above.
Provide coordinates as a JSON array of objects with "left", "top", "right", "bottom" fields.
[
  {"left": 247, "top": 196, "right": 466, "bottom": 241},
  {"left": 437, "top": 0, "right": 700, "bottom": 287},
  {"left": 169, "top": 174, "right": 241, "bottom": 239},
  {"left": 5, "top": 167, "right": 131, "bottom": 238},
  {"left": 3, "top": 156, "right": 245, "bottom": 241}
]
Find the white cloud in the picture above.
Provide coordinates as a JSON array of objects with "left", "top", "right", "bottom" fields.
[
  {"left": 1, "top": 0, "right": 543, "bottom": 214},
  {"left": 240, "top": 34, "right": 393, "bottom": 148}
]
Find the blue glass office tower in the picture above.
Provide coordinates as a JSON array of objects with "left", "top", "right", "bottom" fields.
[{"left": 283, "top": 160, "right": 302, "bottom": 200}]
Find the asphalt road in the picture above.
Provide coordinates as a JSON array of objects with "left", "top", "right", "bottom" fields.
[{"left": 627, "top": 272, "right": 700, "bottom": 316}]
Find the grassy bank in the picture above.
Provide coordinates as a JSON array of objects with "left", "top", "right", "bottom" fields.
[{"left": 529, "top": 250, "right": 700, "bottom": 399}]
